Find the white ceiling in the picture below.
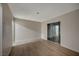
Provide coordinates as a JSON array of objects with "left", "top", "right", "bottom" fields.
[{"left": 9, "top": 3, "right": 79, "bottom": 22}]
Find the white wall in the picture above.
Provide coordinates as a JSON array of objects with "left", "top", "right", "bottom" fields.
[
  {"left": 2, "top": 4, "right": 13, "bottom": 56},
  {"left": 41, "top": 22, "right": 47, "bottom": 40},
  {"left": 42, "top": 9, "right": 79, "bottom": 52},
  {"left": 14, "top": 18, "right": 41, "bottom": 46},
  {"left": 12, "top": 18, "right": 15, "bottom": 44},
  {"left": 0, "top": 4, "right": 2, "bottom": 56}
]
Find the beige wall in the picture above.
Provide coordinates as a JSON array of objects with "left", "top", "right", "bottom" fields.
[
  {"left": 42, "top": 9, "right": 79, "bottom": 52},
  {"left": 0, "top": 4, "right": 2, "bottom": 56},
  {"left": 14, "top": 18, "right": 41, "bottom": 46},
  {"left": 2, "top": 4, "right": 13, "bottom": 55}
]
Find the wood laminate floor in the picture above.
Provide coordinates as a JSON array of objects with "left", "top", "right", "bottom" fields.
[{"left": 9, "top": 40, "right": 79, "bottom": 56}]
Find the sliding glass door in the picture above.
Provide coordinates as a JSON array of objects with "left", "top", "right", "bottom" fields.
[{"left": 47, "top": 22, "right": 60, "bottom": 43}]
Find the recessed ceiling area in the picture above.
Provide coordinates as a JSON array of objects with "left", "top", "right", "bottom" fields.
[{"left": 9, "top": 3, "right": 79, "bottom": 22}]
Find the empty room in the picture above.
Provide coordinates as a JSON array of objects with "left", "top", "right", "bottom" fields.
[{"left": 0, "top": 3, "right": 79, "bottom": 56}]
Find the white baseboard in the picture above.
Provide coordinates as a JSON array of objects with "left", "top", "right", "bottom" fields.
[
  {"left": 61, "top": 44, "right": 79, "bottom": 53},
  {"left": 12, "top": 39, "right": 42, "bottom": 46}
]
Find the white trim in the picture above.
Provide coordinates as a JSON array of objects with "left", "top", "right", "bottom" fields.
[
  {"left": 12, "top": 38, "right": 42, "bottom": 46},
  {"left": 61, "top": 44, "right": 79, "bottom": 53}
]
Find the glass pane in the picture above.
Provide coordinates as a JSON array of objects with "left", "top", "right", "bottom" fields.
[{"left": 56, "top": 25, "right": 59, "bottom": 37}]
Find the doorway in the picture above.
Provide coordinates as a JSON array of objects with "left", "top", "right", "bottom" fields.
[{"left": 47, "top": 22, "right": 60, "bottom": 44}]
